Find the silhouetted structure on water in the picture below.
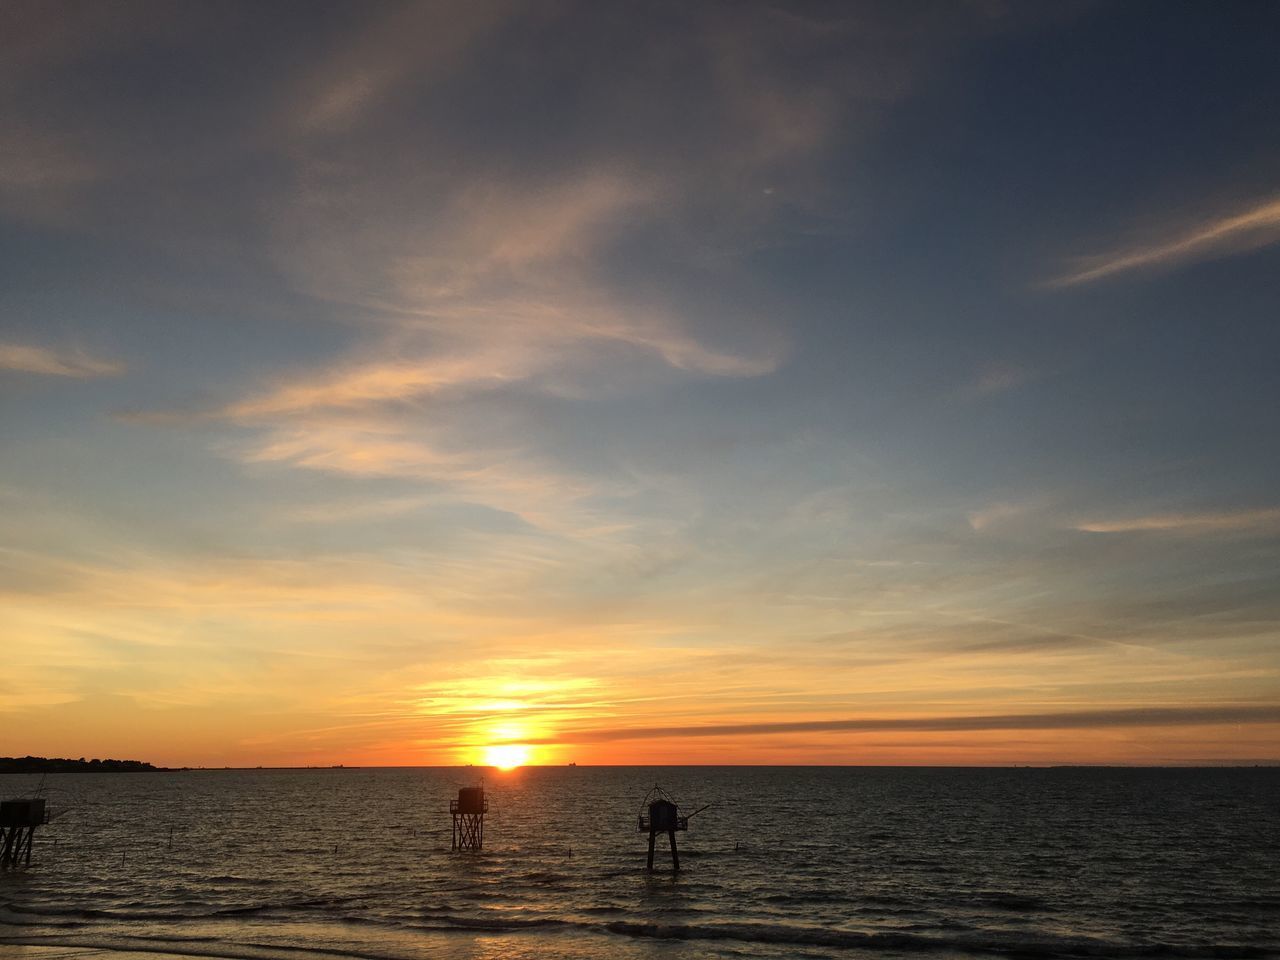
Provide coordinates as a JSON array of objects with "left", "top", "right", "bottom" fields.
[
  {"left": 450, "top": 786, "right": 487, "bottom": 850},
  {"left": 639, "top": 786, "right": 688, "bottom": 871},
  {"left": 1, "top": 799, "right": 47, "bottom": 867}
]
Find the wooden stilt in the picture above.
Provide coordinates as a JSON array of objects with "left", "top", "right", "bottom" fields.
[
  {"left": 1, "top": 800, "right": 47, "bottom": 868},
  {"left": 647, "top": 828, "right": 656, "bottom": 871},
  {"left": 1, "top": 826, "right": 38, "bottom": 867},
  {"left": 668, "top": 828, "right": 679, "bottom": 871}
]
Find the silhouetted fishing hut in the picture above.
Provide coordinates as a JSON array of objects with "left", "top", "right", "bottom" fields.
[
  {"left": 450, "top": 786, "right": 487, "bottom": 850},
  {"left": 1, "top": 799, "right": 47, "bottom": 867},
  {"left": 638, "top": 786, "right": 688, "bottom": 871}
]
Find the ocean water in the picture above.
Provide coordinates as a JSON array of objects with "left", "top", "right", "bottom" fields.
[{"left": 0, "top": 767, "right": 1276, "bottom": 960}]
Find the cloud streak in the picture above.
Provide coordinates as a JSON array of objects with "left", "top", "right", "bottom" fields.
[
  {"left": 0, "top": 342, "right": 123, "bottom": 378},
  {"left": 1050, "top": 195, "right": 1280, "bottom": 286},
  {"left": 293, "top": 1, "right": 517, "bottom": 132},
  {"left": 529, "top": 704, "right": 1280, "bottom": 744},
  {"left": 1077, "top": 507, "right": 1280, "bottom": 535}
]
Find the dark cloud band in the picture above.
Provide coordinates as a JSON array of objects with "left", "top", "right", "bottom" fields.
[{"left": 527, "top": 705, "right": 1280, "bottom": 744}]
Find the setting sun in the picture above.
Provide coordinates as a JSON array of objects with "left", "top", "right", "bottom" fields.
[{"left": 483, "top": 744, "right": 531, "bottom": 769}]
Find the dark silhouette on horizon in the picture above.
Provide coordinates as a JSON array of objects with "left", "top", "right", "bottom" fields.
[{"left": 0, "top": 756, "right": 160, "bottom": 774}]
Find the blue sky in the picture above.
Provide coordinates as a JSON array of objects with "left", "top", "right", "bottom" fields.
[{"left": 2, "top": 1, "right": 1278, "bottom": 765}]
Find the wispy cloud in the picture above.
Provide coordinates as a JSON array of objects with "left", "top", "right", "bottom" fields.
[
  {"left": 292, "top": 1, "right": 517, "bottom": 132},
  {"left": 0, "top": 342, "right": 123, "bottom": 378},
  {"left": 224, "top": 349, "right": 541, "bottom": 418},
  {"left": 113, "top": 4, "right": 963, "bottom": 544},
  {"left": 197, "top": 156, "right": 781, "bottom": 528},
  {"left": 235, "top": 416, "right": 604, "bottom": 528},
  {"left": 965, "top": 364, "right": 1037, "bottom": 398},
  {"left": 968, "top": 502, "right": 1024, "bottom": 531},
  {"left": 1050, "top": 195, "right": 1280, "bottom": 286},
  {"left": 280, "top": 495, "right": 434, "bottom": 525},
  {"left": 1077, "top": 507, "right": 1280, "bottom": 535},
  {"left": 0, "top": 128, "right": 97, "bottom": 191}
]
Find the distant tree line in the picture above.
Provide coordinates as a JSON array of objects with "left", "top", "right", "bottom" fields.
[{"left": 0, "top": 756, "right": 160, "bottom": 773}]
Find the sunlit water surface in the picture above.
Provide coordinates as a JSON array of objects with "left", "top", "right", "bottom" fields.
[{"left": 1, "top": 767, "right": 1276, "bottom": 960}]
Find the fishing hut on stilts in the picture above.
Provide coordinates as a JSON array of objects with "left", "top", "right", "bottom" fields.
[
  {"left": 638, "top": 786, "right": 691, "bottom": 872},
  {"left": 450, "top": 786, "right": 487, "bottom": 851},
  {"left": 1, "top": 799, "right": 48, "bottom": 867}
]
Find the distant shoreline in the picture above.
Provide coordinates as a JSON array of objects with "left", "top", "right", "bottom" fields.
[{"left": 0, "top": 757, "right": 164, "bottom": 774}]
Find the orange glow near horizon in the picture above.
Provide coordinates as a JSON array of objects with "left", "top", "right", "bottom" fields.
[
  {"left": 483, "top": 743, "right": 532, "bottom": 769},
  {"left": 472, "top": 716, "right": 539, "bottom": 769}
]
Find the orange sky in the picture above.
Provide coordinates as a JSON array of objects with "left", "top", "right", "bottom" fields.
[{"left": 3, "top": 3, "right": 1279, "bottom": 768}]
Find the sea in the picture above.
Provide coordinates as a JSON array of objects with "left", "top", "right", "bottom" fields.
[{"left": 1, "top": 767, "right": 1277, "bottom": 960}]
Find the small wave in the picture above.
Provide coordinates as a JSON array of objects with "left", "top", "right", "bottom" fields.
[
  {"left": 604, "top": 920, "right": 945, "bottom": 951},
  {"left": 425, "top": 914, "right": 566, "bottom": 931},
  {"left": 601, "top": 920, "right": 1278, "bottom": 958},
  {"left": 510, "top": 870, "right": 571, "bottom": 883},
  {"left": 0, "top": 913, "right": 89, "bottom": 930},
  {"left": 760, "top": 890, "right": 853, "bottom": 905},
  {"left": 7, "top": 905, "right": 236, "bottom": 924},
  {"left": 0, "top": 935, "right": 420, "bottom": 960},
  {"left": 210, "top": 899, "right": 363, "bottom": 919},
  {"left": 967, "top": 891, "right": 1051, "bottom": 911},
  {"left": 0, "top": 897, "right": 358, "bottom": 925},
  {"left": 204, "top": 875, "right": 275, "bottom": 887}
]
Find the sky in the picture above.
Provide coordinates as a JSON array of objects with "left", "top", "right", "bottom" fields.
[{"left": 2, "top": 0, "right": 1279, "bottom": 768}]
